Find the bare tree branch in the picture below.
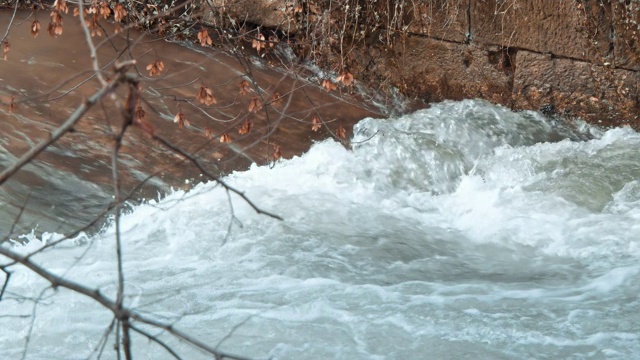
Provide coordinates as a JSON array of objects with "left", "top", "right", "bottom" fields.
[
  {"left": 0, "top": 71, "right": 135, "bottom": 186},
  {"left": 150, "top": 135, "right": 283, "bottom": 221},
  {"left": 0, "top": 0, "right": 18, "bottom": 43},
  {"left": 112, "top": 80, "right": 137, "bottom": 360},
  {"left": 0, "top": 246, "right": 256, "bottom": 360}
]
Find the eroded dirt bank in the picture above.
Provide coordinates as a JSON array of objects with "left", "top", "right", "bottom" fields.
[{"left": 205, "top": 0, "right": 639, "bottom": 127}]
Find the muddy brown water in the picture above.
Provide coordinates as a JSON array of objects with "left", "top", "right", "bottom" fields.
[{"left": 0, "top": 10, "right": 385, "bottom": 238}]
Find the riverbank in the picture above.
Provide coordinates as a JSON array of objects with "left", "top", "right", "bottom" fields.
[{"left": 205, "top": 0, "right": 638, "bottom": 127}]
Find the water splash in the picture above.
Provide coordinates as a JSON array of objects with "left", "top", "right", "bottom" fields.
[{"left": 2, "top": 100, "right": 639, "bottom": 359}]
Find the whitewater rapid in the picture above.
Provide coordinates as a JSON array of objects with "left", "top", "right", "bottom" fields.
[{"left": 2, "top": 100, "right": 639, "bottom": 359}]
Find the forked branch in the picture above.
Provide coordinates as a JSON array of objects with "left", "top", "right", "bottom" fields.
[{"left": 0, "top": 247, "right": 255, "bottom": 360}]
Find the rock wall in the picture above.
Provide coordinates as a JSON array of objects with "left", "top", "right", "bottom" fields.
[
  {"left": 204, "top": 0, "right": 638, "bottom": 126},
  {"left": 395, "top": 0, "right": 639, "bottom": 126}
]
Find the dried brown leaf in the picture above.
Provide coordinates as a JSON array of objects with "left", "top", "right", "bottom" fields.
[
  {"left": 50, "top": 10, "right": 63, "bottom": 24},
  {"left": 197, "top": 85, "right": 217, "bottom": 106},
  {"left": 204, "top": 127, "right": 215, "bottom": 139},
  {"left": 47, "top": 22, "right": 63, "bottom": 37},
  {"left": 87, "top": 14, "right": 102, "bottom": 37},
  {"left": 238, "top": 119, "right": 253, "bottom": 135},
  {"left": 248, "top": 98, "right": 263, "bottom": 113},
  {"left": 252, "top": 33, "right": 265, "bottom": 53},
  {"left": 88, "top": 2, "right": 98, "bottom": 14},
  {"left": 54, "top": 0, "right": 69, "bottom": 14},
  {"left": 113, "top": 3, "right": 126, "bottom": 23},
  {"left": 99, "top": 1, "right": 111, "bottom": 19},
  {"left": 272, "top": 145, "right": 282, "bottom": 160},
  {"left": 336, "top": 71, "right": 354, "bottom": 86},
  {"left": 321, "top": 79, "right": 337, "bottom": 92},
  {"left": 133, "top": 105, "right": 154, "bottom": 135},
  {"left": 146, "top": 60, "right": 164, "bottom": 76},
  {"left": 31, "top": 20, "right": 41, "bottom": 37},
  {"left": 336, "top": 125, "right": 347, "bottom": 139},
  {"left": 239, "top": 80, "right": 251, "bottom": 96},
  {"left": 173, "top": 111, "right": 187, "bottom": 127},
  {"left": 197, "top": 28, "right": 213, "bottom": 47},
  {"left": 220, "top": 132, "right": 232, "bottom": 143},
  {"left": 135, "top": 104, "right": 145, "bottom": 121},
  {"left": 311, "top": 116, "right": 322, "bottom": 132}
]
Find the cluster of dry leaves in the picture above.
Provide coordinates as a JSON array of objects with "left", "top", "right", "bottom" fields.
[
  {"left": 47, "top": 1, "right": 65, "bottom": 37},
  {"left": 286, "top": 1, "right": 322, "bottom": 22},
  {"left": 184, "top": 76, "right": 347, "bottom": 162},
  {"left": 250, "top": 32, "right": 279, "bottom": 54},
  {"left": 321, "top": 71, "right": 353, "bottom": 91},
  {"left": 238, "top": 118, "right": 253, "bottom": 135},
  {"left": 203, "top": 127, "right": 232, "bottom": 144},
  {"left": 239, "top": 80, "right": 251, "bottom": 96},
  {"left": 248, "top": 98, "right": 263, "bottom": 113},
  {"left": 173, "top": 110, "right": 190, "bottom": 129},
  {"left": 146, "top": 60, "right": 165, "bottom": 77},
  {"left": 7, "top": 0, "right": 352, "bottom": 163},
  {"left": 30, "top": 20, "right": 41, "bottom": 37},
  {"left": 197, "top": 28, "right": 213, "bottom": 47},
  {"left": 24, "top": 0, "right": 127, "bottom": 39},
  {"left": 197, "top": 85, "right": 217, "bottom": 106}
]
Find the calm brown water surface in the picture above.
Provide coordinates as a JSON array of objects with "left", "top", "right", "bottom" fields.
[{"left": 0, "top": 10, "right": 383, "bottom": 237}]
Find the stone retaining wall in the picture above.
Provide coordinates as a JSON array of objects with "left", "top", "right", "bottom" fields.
[
  {"left": 212, "top": 0, "right": 639, "bottom": 125},
  {"left": 405, "top": 0, "right": 638, "bottom": 126}
]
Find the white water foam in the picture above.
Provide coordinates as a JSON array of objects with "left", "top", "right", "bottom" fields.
[{"left": 2, "top": 100, "right": 639, "bottom": 359}]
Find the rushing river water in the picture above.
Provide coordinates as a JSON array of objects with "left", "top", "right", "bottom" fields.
[{"left": 2, "top": 99, "right": 640, "bottom": 359}]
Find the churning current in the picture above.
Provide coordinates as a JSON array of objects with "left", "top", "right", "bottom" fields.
[{"left": 2, "top": 100, "right": 639, "bottom": 359}]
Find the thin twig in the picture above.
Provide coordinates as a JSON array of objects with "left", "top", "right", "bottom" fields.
[
  {"left": 0, "top": 267, "right": 10, "bottom": 301},
  {"left": 91, "top": 318, "right": 117, "bottom": 360},
  {"left": 19, "top": 288, "right": 51, "bottom": 360},
  {"left": 151, "top": 135, "right": 283, "bottom": 221},
  {"left": 0, "top": 0, "right": 19, "bottom": 43},
  {"left": 129, "top": 324, "right": 183, "bottom": 360},
  {"left": 2, "top": 192, "right": 32, "bottom": 244},
  {"left": 0, "top": 247, "right": 255, "bottom": 360},
  {"left": 79, "top": 0, "right": 108, "bottom": 86}
]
